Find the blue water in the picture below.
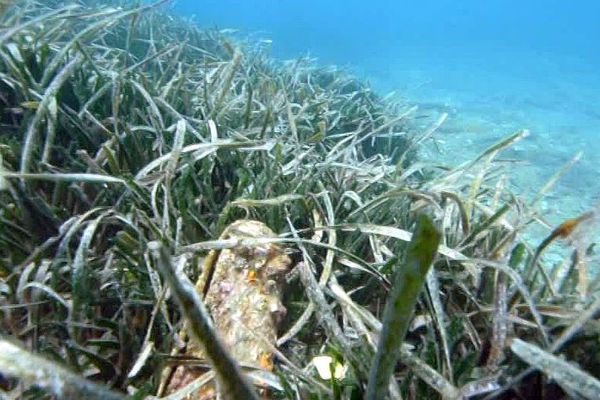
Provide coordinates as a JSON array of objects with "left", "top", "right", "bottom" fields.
[{"left": 173, "top": 0, "right": 600, "bottom": 220}]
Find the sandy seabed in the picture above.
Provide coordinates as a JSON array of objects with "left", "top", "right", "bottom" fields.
[{"left": 362, "top": 47, "right": 600, "bottom": 226}]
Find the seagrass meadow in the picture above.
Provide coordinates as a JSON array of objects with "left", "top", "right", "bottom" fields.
[{"left": 0, "top": 1, "right": 599, "bottom": 399}]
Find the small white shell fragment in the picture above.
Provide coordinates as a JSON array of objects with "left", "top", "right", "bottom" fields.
[{"left": 312, "top": 355, "right": 347, "bottom": 380}]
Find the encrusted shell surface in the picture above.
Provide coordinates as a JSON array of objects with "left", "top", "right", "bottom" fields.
[{"left": 166, "top": 220, "right": 291, "bottom": 399}]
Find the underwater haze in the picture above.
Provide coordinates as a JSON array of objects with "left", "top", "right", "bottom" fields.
[{"left": 173, "top": 0, "right": 600, "bottom": 222}]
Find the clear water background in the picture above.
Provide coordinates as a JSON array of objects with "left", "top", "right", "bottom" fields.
[{"left": 172, "top": 0, "right": 600, "bottom": 223}]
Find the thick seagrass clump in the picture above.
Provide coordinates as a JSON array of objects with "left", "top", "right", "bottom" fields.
[{"left": 0, "top": 1, "right": 599, "bottom": 399}]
